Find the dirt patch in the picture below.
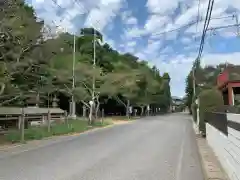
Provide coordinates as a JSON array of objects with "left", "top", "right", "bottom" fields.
[{"left": 112, "top": 120, "right": 132, "bottom": 125}]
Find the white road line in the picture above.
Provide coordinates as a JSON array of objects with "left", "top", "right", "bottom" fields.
[{"left": 176, "top": 125, "right": 187, "bottom": 180}]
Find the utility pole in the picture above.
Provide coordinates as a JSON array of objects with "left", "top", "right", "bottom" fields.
[
  {"left": 92, "top": 28, "right": 96, "bottom": 102},
  {"left": 89, "top": 28, "right": 96, "bottom": 124},
  {"left": 235, "top": 13, "right": 240, "bottom": 36},
  {"left": 192, "top": 66, "right": 196, "bottom": 98},
  {"left": 92, "top": 28, "right": 96, "bottom": 114},
  {"left": 70, "top": 34, "right": 76, "bottom": 119}
]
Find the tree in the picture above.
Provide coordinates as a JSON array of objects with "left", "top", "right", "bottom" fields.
[
  {"left": 185, "top": 74, "right": 194, "bottom": 114},
  {"left": 0, "top": 0, "right": 45, "bottom": 105},
  {"left": 0, "top": 1, "right": 172, "bottom": 120}
]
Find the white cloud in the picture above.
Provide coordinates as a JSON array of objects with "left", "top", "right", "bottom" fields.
[
  {"left": 125, "top": 17, "right": 138, "bottom": 25},
  {"left": 181, "top": 37, "right": 192, "bottom": 44},
  {"left": 146, "top": 0, "right": 180, "bottom": 14},
  {"left": 121, "top": 10, "right": 138, "bottom": 25},
  {"left": 121, "top": 10, "right": 131, "bottom": 21},
  {"left": 123, "top": 27, "right": 147, "bottom": 39},
  {"left": 126, "top": 41, "right": 137, "bottom": 47},
  {"left": 85, "top": 0, "right": 125, "bottom": 31},
  {"left": 29, "top": 0, "right": 88, "bottom": 33},
  {"left": 29, "top": 0, "right": 125, "bottom": 33},
  {"left": 160, "top": 46, "right": 173, "bottom": 54},
  {"left": 145, "top": 15, "right": 169, "bottom": 33}
]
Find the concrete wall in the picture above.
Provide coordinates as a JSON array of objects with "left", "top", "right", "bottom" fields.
[{"left": 206, "top": 113, "right": 240, "bottom": 180}]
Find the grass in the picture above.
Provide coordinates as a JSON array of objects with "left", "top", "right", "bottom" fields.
[{"left": 4, "top": 118, "right": 113, "bottom": 143}]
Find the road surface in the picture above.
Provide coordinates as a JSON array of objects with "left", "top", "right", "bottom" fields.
[{"left": 0, "top": 114, "right": 204, "bottom": 180}]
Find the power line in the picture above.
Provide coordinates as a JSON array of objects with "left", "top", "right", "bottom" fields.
[
  {"left": 197, "top": 0, "right": 212, "bottom": 59},
  {"left": 151, "top": 15, "right": 233, "bottom": 37},
  {"left": 192, "top": 0, "right": 214, "bottom": 98},
  {"left": 235, "top": 13, "right": 240, "bottom": 36},
  {"left": 196, "top": 0, "right": 201, "bottom": 34},
  {"left": 197, "top": 0, "right": 215, "bottom": 59},
  {"left": 207, "top": 23, "right": 240, "bottom": 31}
]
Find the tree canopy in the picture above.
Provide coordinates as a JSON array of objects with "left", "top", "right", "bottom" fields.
[{"left": 0, "top": 0, "right": 172, "bottom": 116}]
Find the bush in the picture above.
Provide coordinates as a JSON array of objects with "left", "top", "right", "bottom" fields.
[{"left": 198, "top": 88, "right": 224, "bottom": 136}]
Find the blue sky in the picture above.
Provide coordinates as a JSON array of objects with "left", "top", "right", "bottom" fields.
[{"left": 26, "top": 0, "right": 240, "bottom": 97}]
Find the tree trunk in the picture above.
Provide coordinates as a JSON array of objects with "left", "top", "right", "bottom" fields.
[
  {"left": 95, "top": 97, "right": 100, "bottom": 120},
  {"left": 141, "top": 106, "right": 144, "bottom": 116},
  {"left": 88, "top": 104, "right": 93, "bottom": 125},
  {"left": 83, "top": 106, "right": 86, "bottom": 117},
  {"left": 47, "top": 110, "right": 51, "bottom": 132},
  {"left": 101, "top": 109, "right": 104, "bottom": 124},
  {"left": 20, "top": 108, "right": 25, "bottom": 143},
  {"left": 134, "top": 109, "right": 137, "bottom": 117},
  {"left": 147, "top": 105, "right": 150, "bottom": 116},
  {"left": 64, "top": 111, "right": 69, "bottom": 128},
  {"left": 126, "top": 100, "right": 130, "bottom": 119}
]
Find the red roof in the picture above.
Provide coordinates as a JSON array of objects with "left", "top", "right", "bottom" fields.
[{"left": 217, "top": 66, "right": 240, "bottom": 89}]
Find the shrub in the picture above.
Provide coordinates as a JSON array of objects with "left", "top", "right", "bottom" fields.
[
  {"left": 198, "top": 88, "right": 224, "bottom": 136},
  {"left": 191, "top": 102, "right": 198, "bottom": 122}
]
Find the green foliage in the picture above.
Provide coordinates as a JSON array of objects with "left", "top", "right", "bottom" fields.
[
  {"left": 198, "top": 88, "right": 224, "bottom": 135},
  {"left": 185, "top": 58, "right": 223, "bottom": 114},
  {"left": 191, "top": 102, "right": 198, "bottom": 122},
  {"left": 0, "top": 1, "right": 172, "bottom": 113}
]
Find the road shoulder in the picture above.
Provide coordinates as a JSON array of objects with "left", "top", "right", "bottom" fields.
[
  {"left": 190, "top": 117, "right": 229, "bottom": 180},
  {"left": 0, "top": 120, "right": 135, "bottom": 158},
  {"left": 196, "top": 135, "right": 229, "bottom": 180}
]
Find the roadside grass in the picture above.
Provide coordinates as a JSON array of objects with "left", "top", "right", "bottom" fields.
[{"left": 4, "top": 118, "right": 113, "bottom": 143}]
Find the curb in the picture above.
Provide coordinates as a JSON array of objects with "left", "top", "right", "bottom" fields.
[
  {"left": 190, "top": 119, "right": 207, "bottom": 180},
  {"left": 195, "top": 135, "right": 208, "bottom": 180},
  {"left": 191, "top": 118, "right": 229, "bottom": 180}
]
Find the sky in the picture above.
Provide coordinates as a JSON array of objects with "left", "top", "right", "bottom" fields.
[{"left": 26, "top": 0, "right": 240, "bottom": 98}]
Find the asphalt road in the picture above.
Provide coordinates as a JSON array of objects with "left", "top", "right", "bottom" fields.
[{"left": 0, "top": 113, "right": 204, "bottom": 180}]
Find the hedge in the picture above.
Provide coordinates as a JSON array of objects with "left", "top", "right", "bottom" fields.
[
  {"left": 198, "top": 88, "right": 224, "bottom": 136},
  {"left": 191, "top": 102, "right": 198, "bottom": 122}
]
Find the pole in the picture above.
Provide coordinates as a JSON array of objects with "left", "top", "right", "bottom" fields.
[
  {"left": 92, "top": 29, "right": 96, "bottom": 106},
  {"left": 192, "top": 67, "right": 196, "bottom": 98},
  {"left": 89, "top": 28, "right": 96, "bottom": 124},
  {"left": 20, "top": 108, "right": 25, "bottom": 143},
  {"left": 92, "top": 28, "right": 96, "bottom": 100},
  {"left": 47, "top": 110, "right": 51, "bottom": 132},
  {"left": 71, "top": 34, "right": 76, "bottom": 119},
  {"left": 235, "top": 14, "right": 240, "bottom": 36}
]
